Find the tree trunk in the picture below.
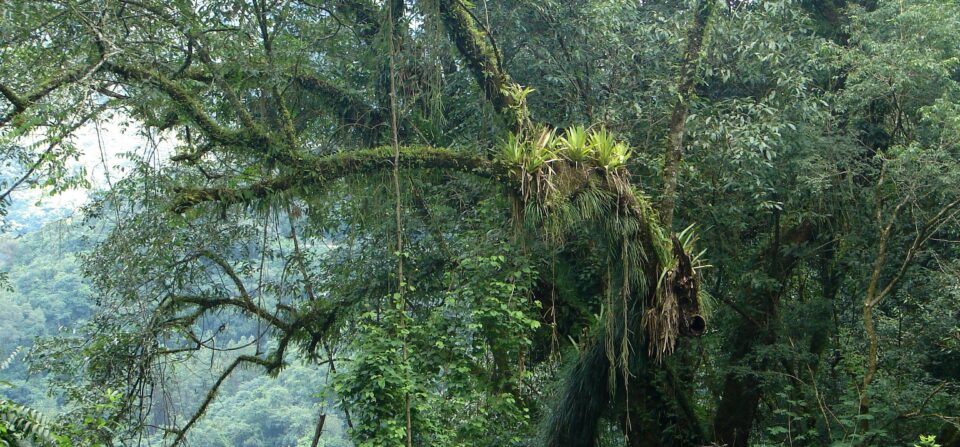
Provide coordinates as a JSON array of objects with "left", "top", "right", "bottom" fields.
[
  {"left": 712, "top": 222, "right": 815, "bottom": 447},
  {"left": 658, "top": 0, "right": 715, "bottom": 230}
]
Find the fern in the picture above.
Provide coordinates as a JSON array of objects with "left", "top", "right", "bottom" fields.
[
  {"left": 0, "top": 400, "right": 58, "bottom": 447},
  {"left": 0, "top": 349, "right": 59, "bottom": 446},
  {"left": 0, "top": 348, "right": 19, "bottom": 390}
]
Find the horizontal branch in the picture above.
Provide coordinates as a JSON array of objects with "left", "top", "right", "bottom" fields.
[
  {"left": 166, "top": 294, "right": 289, "bottom": 332},
  {"left": 170, "top": 146, "right": 496, "bottom": 213}
]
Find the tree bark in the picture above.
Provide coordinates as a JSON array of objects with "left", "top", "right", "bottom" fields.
[
  {"left": 438, "top": 0, "right": 524, "bottom": 132},
  {"left": 658, "top": 0, "right": 715, "bottom": 230}
]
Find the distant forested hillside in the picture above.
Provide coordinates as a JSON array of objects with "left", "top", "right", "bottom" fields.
[{"left": 0, "top": 219, "right": 349, "bottom": 446}]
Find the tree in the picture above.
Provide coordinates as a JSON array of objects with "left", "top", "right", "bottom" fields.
[
  {"left": 2, "top": 1, "right": 959, "bottom": 447},
  {"left": 2, "top": 1, "right": 707, "bottom": 445}
]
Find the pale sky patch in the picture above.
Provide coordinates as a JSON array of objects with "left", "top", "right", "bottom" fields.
[{"left": 3, "top": 115, "right": 176, "bottom": 233}]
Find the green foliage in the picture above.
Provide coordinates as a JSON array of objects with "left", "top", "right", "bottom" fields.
[
  {"left": 331, "top": 193, "right": 541, "bottom": 446},
  {"left": 3, "top": 1, "right": 960, "bottom": 447},
  {"left": 499, "top": 133, "right": 526, "bottom": 168},
  {"left": 916, "top": 434, "right": 942, "bottom": 447},
  {"left": 52, "top": 389, "right": 121, "bottom": 447},
  {"left": 333, "top": 306, "right": 415, "bottom": 447},
  {"left": 497, "top": 125, "right": 633, "bottom": 175},
  {"left": 0, "top": 399, "right": 58, "bottom": 447},
  {"left": 587, "top": 128, "right": 631, "bottom": 170},
  {"left": 0, "top": 345, "right": 58, "bottom": 447},
  {"left": 524, "top": 127, "right": 558, "bottom": 173},
  {"left": 558, "top": 126, "right": 592, "bottom": 163}
]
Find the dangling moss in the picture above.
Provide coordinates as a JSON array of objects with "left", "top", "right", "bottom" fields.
[
  {"left": 495, "top": 124, "right": 708, "bottom": 446},
  {"left": 496, "top": 126, "right": 689, "bottom": 361}
]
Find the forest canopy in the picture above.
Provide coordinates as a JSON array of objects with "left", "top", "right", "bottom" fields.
[{"left": 1, "top": 1, "right": 959, "bottom": 446}]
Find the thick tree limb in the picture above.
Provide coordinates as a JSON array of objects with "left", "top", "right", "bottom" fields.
[
  {"left": 166, "top": 295, "right": 289, "bottom": 332},
  {"left": 106, "top": 62, "right": 269, "bottom": 149},
  {"left": 294, "top": 74, "right": 388, "bottom": 133},
  {"left": 658, "top": 0, "right": 715, "bottom": 230},
  {"left": 175, "top": 67, "right": 387, "bottom": 142},
  {"left": 712, "top": 221, "right": 817, "bottom": 447},
  {"left": 159, "top": 288, "right": 344, "bottom": 446},
  {"left": 170, "top": 146, "right": 496, "bottom": 213},
  {"left": 438, "top": 0, "right": 524, "bottom": 132},
  {"left": 332, "top": 0, "right": 381, "bottom": 42}
]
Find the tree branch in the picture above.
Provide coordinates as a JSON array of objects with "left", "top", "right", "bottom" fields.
[
  {"left": 170, "top": 146, "right": 496, "bottom": 213},
  {"left": 105, "top": 62, "right": 269, "bottom": 149},
  {"left": 294, "top": 74, "right": 388, "bottom": 133},
  {"left": 0, "top": 101, "right": 113, "bottom": 204},
  {"left": 658, "top": 0, "right": 716, "bottom": 230},
  {"left": 871, "top": 196, "right": 960, "bottom": 306},
  {"left": 438, "top": 0, "right": 523, "bottom": 131},
  {"left": 169, "top": 355, "right": 273, "bottom": 446},
  {"left": 0, "top": 64, "right": 101, "bottom": 127},
  {"left": 167, "top": 295, "right": 289, "bottom": 332}
]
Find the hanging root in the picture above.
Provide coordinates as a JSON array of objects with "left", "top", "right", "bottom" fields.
[
  {"left": 645, "top": 236, "right": 705, "bottom": 362},
  {"left": 645, "top": 270, "right": 681, "bottom": 362}
]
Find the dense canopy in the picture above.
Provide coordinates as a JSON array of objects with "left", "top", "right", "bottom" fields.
[{"left": 1, "top": 1, "right": 959, "bottom": 446}]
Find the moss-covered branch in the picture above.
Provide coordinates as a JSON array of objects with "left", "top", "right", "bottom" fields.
[
  {"left": 438, "top": 0, "right": 524, "bottom": 132},
  {"left": 0, "top": 83, "right": 28, "bottom": 113},
  {"left": 170, "top": 146, "right": 496, "bottom": 212},
  {"left": 659, "top": 0, "right": 716, "bottom": 230},
  {"left": 333, "top": 0, "right": 381, "bottom": 42},
  {"left": 106, "top": 62, "right": 270, "bottom": 149},
  {"left": 179, "top": 67, "right": 387, "bottom": 140},
  {"left": 167, "top": 141, "right": 709, "bottom": 447},
  {"left": 0, "top": 64, "right": 96, "bottom": 127},
  {"left": 167, "top": 295, "right": 289, "bottom": 332},
  {"left": 294, "top": 74, "right": 388, "bottom": 134}
]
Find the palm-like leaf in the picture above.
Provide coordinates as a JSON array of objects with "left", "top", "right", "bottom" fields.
[
  {"left": 525, "top": 126, "right": 559, "bottom": 172},
  {"left": 499, "top": 133, "right": 525, "bottom": 168}
]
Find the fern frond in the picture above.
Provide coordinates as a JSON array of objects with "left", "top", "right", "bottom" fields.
[{"left": 0, "top": 400, "right": 59, "bottom": 447}]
